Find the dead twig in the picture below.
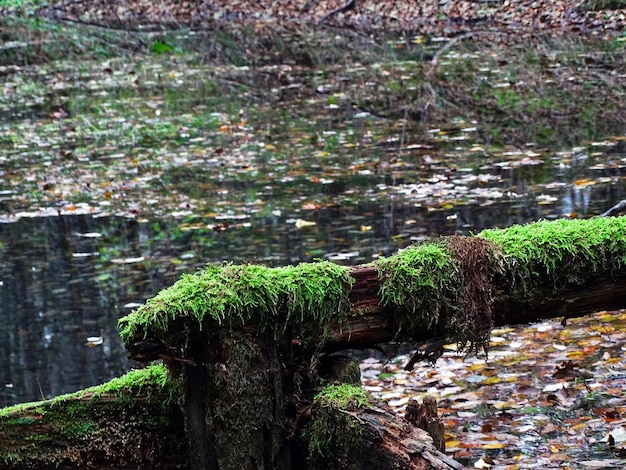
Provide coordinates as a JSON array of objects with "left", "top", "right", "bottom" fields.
[
  {"left": 318, "top": 0, "right": 357, "bottom": 25},
  {"left": 601, "top": 200, "right": 626, "bottom": 217}
]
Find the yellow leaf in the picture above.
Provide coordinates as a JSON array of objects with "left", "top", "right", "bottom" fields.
[
  {"left": 295, "top": 219, "right": 316, "bottom": 228},
  {"left": 483, "top": 442, "right": 506, "bottom": 449}
]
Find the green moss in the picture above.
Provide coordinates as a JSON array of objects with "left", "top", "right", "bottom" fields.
[
  {"left": 5, "top": 417, "right": 37, "bottom": 426},
  {"left": 478, "top": 216, "right": 626, "bottom": 299},
  {"left": 307, "top": 384, "right": 372, "bottom": 469},
  {"left": 205, "top": 333, "right": 284, "bottom": 469},
  {"left": 374, "top": 218, "right": 626, "bottom": 353},
  {"left": 375, "top": 241, "right": 462, "bottom": 332},
  {"left": 0, "top": 364, "right": 174, "bottom": 419},
  {"left": 118, "top": 261, "right": 353, "bottom": 347},
  {"left": 314, "top": 384, "right": 371, "bottom": 409},
  {"left": 0, "top": 364, "right": 185, "bottom": 468}
]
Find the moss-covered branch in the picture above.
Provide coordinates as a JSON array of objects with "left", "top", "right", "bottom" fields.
[
  {"left": 122, "top": 216, "right": 626, "bottom": 362},
  {"left": 119, "top": 261, "right": 353, "bottom": 353},
  {"left": 0, "top": 365, "right": 187, "bottom": 469}
]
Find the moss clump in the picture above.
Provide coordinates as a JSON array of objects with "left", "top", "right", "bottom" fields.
[
  {"left": 118, "top": 261, "right": 353, "bottom": 347},
  {"left": 0, "top": 364, "right": 175, "bottom": 419},
  {"left": 478, "top": 216, "right": 626, "bottom": 300},
  {"left": 314, "top": 384, "right": 371, "bottom": 409},
  {"left": 375, "top": 239, "right": 492, "bottom": 351},
  {"left": 307, "top": 384, "right": 372, "bottom": 469},
  {"left": 376, "top": 241, "right": 461, "bottom": 332},
  {"left": 375, "top": 217, "right": 626, "bottom": 354}
]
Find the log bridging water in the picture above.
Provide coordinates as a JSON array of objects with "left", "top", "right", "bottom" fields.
[
  {"left": 121, "top": 216, "right": 626, "bottom": 363},
  {"left": 2, "top": 216, "right": 626, "bottom": 469}
]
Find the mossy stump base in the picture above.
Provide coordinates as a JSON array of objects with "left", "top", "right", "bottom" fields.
[{"left": 175, "top": 335, "right": 459, "bottom": 470}]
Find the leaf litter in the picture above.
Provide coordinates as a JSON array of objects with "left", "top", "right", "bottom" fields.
[
  {"left": 361, "top": 310, "right": 626, "bottom": 468},
  {"left": 1, "top": 43, "right": 625, "bottom": 227}
]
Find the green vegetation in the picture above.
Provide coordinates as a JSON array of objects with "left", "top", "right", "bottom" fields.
[
  {"left": 375, "top": 236, "right": 500, "bottom": 353},
  {"left": 0, "top": 365, "right": 185, "bottom": 468},
  {"left": 376, "top": 241, "right": 461, "bottom": 331},
  {"left": 118, "top": 261, "right": 353, "bottom": 346},
  {"left": 0, "top": 364, "right": 175, "bottom": 418},
  {"left": 306, "top": 384, "right": 373, "bottom": 469},
  {"left": 314, "top": 383, "right": 372, "bottom": 409},
  {"left": 373, "top": 217, "right": 626, "bottom": 353},
  {"left": 479, "top": 216, "right": 626, "bottom": 299}
]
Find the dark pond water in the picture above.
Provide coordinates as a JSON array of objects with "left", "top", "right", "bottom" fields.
[{"left": 1, "top": 26, "right": 626, "bottom": 407}]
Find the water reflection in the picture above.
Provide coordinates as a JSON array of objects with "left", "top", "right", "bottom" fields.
[{"left": 1, "top": 178, "right": 624, "bottom": 406}]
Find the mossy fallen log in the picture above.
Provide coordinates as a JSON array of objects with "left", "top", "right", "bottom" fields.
[
  {"left": 113, "top": 216, "right": 626, "bottom": 470},
  {"left": 121, "top": 216, "right": 626, "bottom": 363},
  {"left": 0, "top": 365, "right": 187, "bottom": 469}
]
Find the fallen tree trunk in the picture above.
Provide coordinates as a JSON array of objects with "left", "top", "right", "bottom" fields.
[
  {"left": 0, "top": 363, "right": 462, "bottom": 470},
  {"left": 324, "top": 263, "right": 626, "bottom": 351},
  {"left": 123, "top": 216, "right": 626, "bottom": 362},
  {"left": 0, "top": 366, "right": 187, "bottom": 469}
]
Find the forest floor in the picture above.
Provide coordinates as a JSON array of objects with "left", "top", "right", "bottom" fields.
[{"left": 1, "top": 0, "right": 625, "bottom": 36}]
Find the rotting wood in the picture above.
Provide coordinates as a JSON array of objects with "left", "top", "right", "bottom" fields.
[
  {"left": 320, "top": 263, "right": 626, "bottom": 353},
  {"left": 0, "top": 366, "right": 188, "bottom": 469}
]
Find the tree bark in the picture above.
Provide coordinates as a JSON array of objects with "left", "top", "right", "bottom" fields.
[
  {"left": 322, "top": 265, "right": 626, "bottom": 351},
  {"left": 0, "top": 385, "right": 187, "bottom": 469}
]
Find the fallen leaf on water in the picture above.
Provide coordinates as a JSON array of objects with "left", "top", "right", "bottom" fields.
[
  {"left": 86, "top": 336, "right": 103, "bottom": 347},
  {"left": 295, "top": 219, "right": 316, "bottom": 228}
]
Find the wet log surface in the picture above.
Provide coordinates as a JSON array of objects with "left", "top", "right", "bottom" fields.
[
  {"left": 324, "top": 266, "right": 626, "bottom": 352},
  {"left": 328, "top": 401, "right": 464, "bottom": 470},
  {"left": 0, "top": 390, "right": 188, "bottom": 469}
]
